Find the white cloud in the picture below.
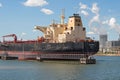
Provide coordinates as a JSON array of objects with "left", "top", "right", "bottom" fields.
[
  {"left": 88, "top": 3, "right": 104, "bottom": 34},
  {"left": 87, "top": 31, "right": 95, "bottom": 35},
  {"left": 89, "top": 14, "right": 100, "bottom": 27},
  {"left": 79, "top": 2, "right": 88, "bottom": 9},
  {"left": 23, "top": 0, "right": 48, "bottom": 7},
  {"left": 91, "top": 27, "right": 99, "bottom": 34},
  {"left": 79, "top": 2, "right": 107, "bottom": 35},
  {"left": 41, "top": 8, "right": 54, "bottom": 15},
  {"left": 79, "top": 2, "right": 99, "bottom": 16},
  {"left": 89, "top": 27, "right": 106, "bottom": 35},
  {"left": 102, "top": 20, "right": 109, "bottom": 24},
  {"left": 79, "top": 2, "right": 120, "bottom": 35},
  {"left": 91, "top": 3, "right": 99, "bottom": 14},
  {"left": 79, "top": 2, "right": 100, "bottom": 27},
  {"left": 92, "top": 15, "right": 100, "bottom": 22},
  {"left": 81, "top": 10, "right": 89, "bottom": 16},
  {"left": 21, "top": 32, "right": 26, "bottom": 36},
  {"left": 102, "top": 18, "right": 117, "bottom": 29},
  {"left": 33, "top": 29, "right": 38, "bottom": 32},
  {"left": 0, "top": 3, "right": 2, "bottom": 7},
  {"left": 101, "top": 17, "right": 120, "bottom": 33},
  {"left": 108, "top": 17, "right": 116, "bottom": 28},
  {"left": 19, "top": 32, "right": 27, "bottom": 40},
  {"left": 107, "top": 17, "right": 120, "bottom": 33}
]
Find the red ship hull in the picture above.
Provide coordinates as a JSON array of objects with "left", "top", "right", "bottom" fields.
[{"left": 0, "top": 51, "right": 39, "bottom": 60}]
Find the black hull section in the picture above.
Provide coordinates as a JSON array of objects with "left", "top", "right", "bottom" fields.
[
  {"left": 0, "top": 41, "right": 99, "bottom": 60},
  {"left": 36, "top": 41, "right": 99, "bottom": 60},
  {"left": 38, "top": 42, "right": 99, "bottom": 54}
]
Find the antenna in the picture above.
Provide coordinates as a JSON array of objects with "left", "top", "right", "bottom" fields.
[
  {"left": 52, "top": 19, "right": 55, "bottom": 24},
  {"left": 61, "top": 9, "right": 65, "bottom": 24},
  {"left": 73, "top": 7, "right": 79, "bottom": 14}
]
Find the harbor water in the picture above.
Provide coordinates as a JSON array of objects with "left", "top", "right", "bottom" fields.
[{"left": 0, "top": 56, "right": 120, "bottom": 80}]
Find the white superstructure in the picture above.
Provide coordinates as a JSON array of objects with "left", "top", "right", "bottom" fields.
[{"left": 35, "top": 14, "right": 86, "bottom": 43}]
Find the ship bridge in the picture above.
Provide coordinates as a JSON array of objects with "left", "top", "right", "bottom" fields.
[{"left": 34, "top": 13, "right": 86, "bottom": 43}]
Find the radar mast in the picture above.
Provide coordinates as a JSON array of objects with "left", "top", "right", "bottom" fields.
[{"left": 61, "top": 9, "right": 65, "bottom": 24}]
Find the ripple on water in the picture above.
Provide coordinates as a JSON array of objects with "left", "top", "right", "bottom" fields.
[{"left": 0, "top": 56, "right": 120, "bottom": 80}]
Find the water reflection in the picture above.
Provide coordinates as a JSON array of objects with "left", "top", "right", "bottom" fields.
[{"left": 0, "top": 56, "right": 120, "bottom": 80}]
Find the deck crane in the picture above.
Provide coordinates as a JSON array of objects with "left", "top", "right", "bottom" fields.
[{"left": 2, "top": 34, "right": 17, "bottom": 43}]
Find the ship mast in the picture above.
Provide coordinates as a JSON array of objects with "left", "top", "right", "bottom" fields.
[{"left": 61, "top": 9, "right": 65, "bottom": 24}]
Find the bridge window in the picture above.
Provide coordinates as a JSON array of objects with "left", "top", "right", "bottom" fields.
[
  {"left": 83, "top": 28, "right": 86, "bottom": 31},
  {"left": 71, "top": 27, "right": 73, "bottom": 30},
  {"left": 76, "top": 19, "right": 78, "bottom": 22},
  {"left": 67, "top": 32, "right": 69, "bottom": 34}
]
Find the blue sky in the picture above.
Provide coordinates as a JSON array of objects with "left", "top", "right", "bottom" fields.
[{"left": 0, "top": 0, "right": 120, "bottom": 41}]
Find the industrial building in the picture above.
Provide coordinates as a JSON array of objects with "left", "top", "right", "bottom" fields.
[
  {"left": 99, "top": 34, "right": 120, "bottom": 54},
  {"left": 105, "top": 40, "right": 120, "bottom": 54},
  {"left": 99, "top": 34, "right": 107, "bottom": 52}
]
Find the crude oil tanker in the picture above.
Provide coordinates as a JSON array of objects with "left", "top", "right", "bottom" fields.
[{"left": 0, "top": 13, "right": 99, "bottom": 60}]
